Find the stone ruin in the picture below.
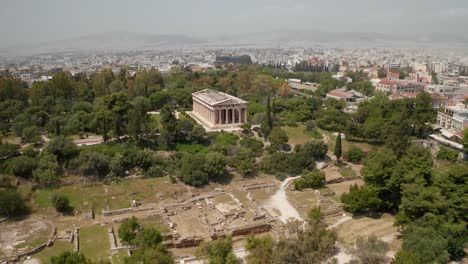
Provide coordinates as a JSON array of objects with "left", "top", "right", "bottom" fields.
[{"left": 158, "top": 189, "right": 278, "bottom": 248}]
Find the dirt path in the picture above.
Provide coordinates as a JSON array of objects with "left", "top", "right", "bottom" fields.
[{"left": 263, "top": 177, "right": 303, "bottom": 223}]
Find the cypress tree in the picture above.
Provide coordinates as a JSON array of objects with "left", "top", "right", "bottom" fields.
[
  {"left": 272, "top": 97, "right": 276, "bottom": 117},
  {"left": 266, "top": 93, "right": 272, "bottom": 129},
  {"left": 55, "top": 120, "right": 61, "bottom": 136},
  {"left": 334, "top": 133, "right": 342, "bottom": 160}
]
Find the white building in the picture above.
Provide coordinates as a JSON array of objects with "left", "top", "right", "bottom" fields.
[{"left": 437, "top": 103, "right": 468, "bottom": 133}]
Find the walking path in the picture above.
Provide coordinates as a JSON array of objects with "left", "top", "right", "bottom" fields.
[{"left": 263, "top": 176, "right": 303, "bottom": 223}]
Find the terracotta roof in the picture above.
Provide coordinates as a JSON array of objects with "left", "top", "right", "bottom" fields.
[
  {"left": 379, "top": 78, "right": 399, "bottom": 86},
  {"left": 327, "top": 90, "right": 352, "bottom": 98},
  {"left": 401, "top": 92, "right": 419, "bottom": 98},
  {"left": 387, "top": 72, "right": 400, "bottom": 79}
]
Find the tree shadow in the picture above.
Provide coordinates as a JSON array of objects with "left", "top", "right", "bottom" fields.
[{"left": 211, "top": 171, "right": 234, "bottom": 185}]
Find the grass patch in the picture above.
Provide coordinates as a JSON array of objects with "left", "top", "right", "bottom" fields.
[
  {"left": 175, "top": 143, "right": 208, "bottom": 154},
  {"left": 79, "top": 225, "right": 110, "bottom": 261},
  {"left": 282, "top": 124, "right": 316, "bottom": 146},
  {"left": 111, "top": 250, "right": 128, "bottom": 264},
  {"left": 33, "top": 185, "right": 106, "bottom": 213},
  {"left": 338, "top": 167, "right": 357, "bottom": 178},
  {"left": 33, "top": 241, "right": 74, "bottom": 263},
  {"left": 213, "top": 132, "right": 239, "bottom": 147},
  {"left": 139, "top": 216, "right": 170, "bottom": 233},
  {"left": 150, "top": 114, "right": 162, "bottom": 129}
]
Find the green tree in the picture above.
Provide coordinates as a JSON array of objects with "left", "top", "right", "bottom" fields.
[
  {"left": 204, "top": 152, "right": 227, "bottom": 181},
  {"left": 103, "top": 93, "right": 130, "bottom": 139},
  {"left": 349, "top": 235, "right": 389, "bottom": 264},
  {"left": 196, "top": 236, "right": 238, "bottom": 264},
  {"left": 334, "top": 133, "right": 342, "bottom": 160},
  {"left": 346, "top": 146, "right": 364, "bottom": 163},
  {"left": 175, "top": 154, "right": 208, "bottom": 186},
  {"left": 44, "top": 136, "right": 79, "bottom": 163},
  {"left": 464, "top": 128, "right": 468, "bottom": 151},
  {"left": 52, "top": 194, "right": 73, "bottom": 214},
  {"left": 128, "top": 96, "right": 151, "bottom": 140},
  {"left": 245, "top": 235, "right": 274, "bottom": 264},
  {"left": 294, "top": 169, "right": 325, "bottom": 190},
  {"left": 50, "top": 251, "right": 93, "bottom": 264},
  {"left": 125, "top": 244, "right": 174, "bottom": 264},
  {"left": 133, "top": 228, "right": 162, "bottom": 248},
  {"left": 341, "top": 185, "right": 383, "bottom": 214},
  {"left": 401, "top": 226, "right": 449, "bottom": 264},
  {"left": 0, "top": 143, "right": 20, "bottom": 160},
  {"left": 268, "top": 127, "right": 288, "bottom": 150},
  {"left": 230, "top": 147, "right": 256, "bottom": 176},
  {"left": 118, "top": 216, "right": 141, "bottom": 244},
  {"left": 393, "top": 250, "right": 423, "bottom": 264},
  {"left": 33, "top": 153, "right": 59, "bottom": 187},
  {"left": 77, "top": 151, "right": 111, "bottom": 179},
  {"left": 265, "top": 93, "right": 272, "bottom": 129},
  {"left": 0, "top": 189, "right": 28, "bottom": 217},
  {"left": 436, "top": 146, "right": 458, "bottom": 161},
  {"left": 22, "top": 125, "right": 41, "bottom": 143},
  {"left": 272, "top": 213, "right": 336, "bottom": 263},
  {"left": 4, "top": 156, "right": 37, "bottom": 178}
]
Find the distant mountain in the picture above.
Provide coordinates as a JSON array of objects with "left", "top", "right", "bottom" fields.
[
  {"left": 0, "top": 32, "right": 204, "bottom": 57},
  {"left": 1, "top": 30, "right": 467, "bottom": 58}
]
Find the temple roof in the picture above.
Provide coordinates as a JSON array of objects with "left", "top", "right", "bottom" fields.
[{"left": 192, "top": 89, "right": 247, "bottom": 106}]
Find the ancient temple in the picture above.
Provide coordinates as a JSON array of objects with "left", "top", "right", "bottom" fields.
[{"left": 191, "top": 89, "right": 248, "bottom": 130}]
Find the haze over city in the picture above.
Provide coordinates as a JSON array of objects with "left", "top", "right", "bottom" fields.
[{"left": 1, "top": 0, "right": 468, "bottom": 53}]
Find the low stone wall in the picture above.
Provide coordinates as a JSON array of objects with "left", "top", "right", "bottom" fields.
[
  {"left": 102, "top": 205, "right": 155, "bottom": 216},
  {"left": 173, "top": 236, "right": 204, "bottom": 248},
  {"left": 231, "top": 222, "right": 271, "bottom": 237},
  {"left": 102, "top": 207, "right": 133, "bottom": 216},
  {"left": 243, "top": 183, "right": 276, "bottom": 191},
  {"left": 74, "top": 228, "right": 79, "bottom": 252},
  {"left": 108, "top": 227, "right": 117, "bottom": 250},
  {"left": 13, "top": 217, "right": 56, "bottom": 261}
]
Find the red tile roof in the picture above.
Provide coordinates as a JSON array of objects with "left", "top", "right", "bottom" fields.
[
  {"left": 379, "top": 78, "right": 399, "bottom": 86},
  {"left": 387, "top": 72, "right": 400, "bottom": 78}
]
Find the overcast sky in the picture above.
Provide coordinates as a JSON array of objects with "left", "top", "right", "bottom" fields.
[{"left": 1, "top": 0, "right": 468, "bottom": 47}]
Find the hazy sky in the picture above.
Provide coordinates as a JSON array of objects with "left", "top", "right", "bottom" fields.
[{"left": 1, "top": 0, "right": 468, "bottom": 47}]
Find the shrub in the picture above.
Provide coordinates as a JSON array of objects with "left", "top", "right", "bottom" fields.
[
  {"left": 436, "top": 146, "right": 458, "bottom": 162},
  {"left": 77, "top": 151, "right": 111, "bottom": 178},
  {"left": 0, "top": 143, "right": 20, "bottom": 160},
  {"left": 52, "top": 194, "right": 73, "bottom": 214},
  {"left": 4, "top": 156, "right": 37, "bottom": 178},
  {"left": 144, "top": 165, "right": 164, "bottom": 178},
  {"left": 268, "top": 127, "right": 289, "bottom": 149},
  {"left": 22, "top": 126, "right": 41, "bottom": 143},
  {"left": 296, "top": 140, "right": 328, "bottom": 160},
  {"left": 119, "top": 216, "right": 141, "bottom": 244},
  {"left": 214, "top": 132, "right": 239, "bottom": 147},
  {"left": 175, "top": 154, "right": 208, "bottom": 186},
  {"left": 50, "top": 251, "right": 93, "bottom": 264},
  {"left": 341, "top": 184, "right": 383, "bottom": 214},
  {"left": 0, "top": 189, "right": 28, "bottom": 217},
  {"left": 204, "top": 152, "right": 227, "bottom": 180},
  {"left": 239, "top": 137, "right": 264, "bottom": 155},
  {"left": 347, "top": 146, "right": 364, "bottom": 163},
  {"left": 294, "top": 169, "right": 325, "bottom": 190},
  {"left": 44, "top": 136, "right": 79, "bottom": 163},
  {"left": 305, "top": 120, "right": 317, "bottom": 132}
]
